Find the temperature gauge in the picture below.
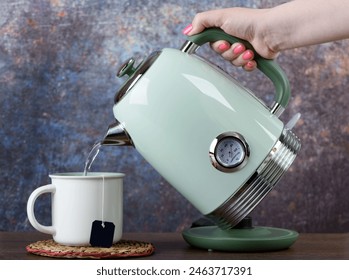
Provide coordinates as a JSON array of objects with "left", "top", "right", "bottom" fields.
[{"left": 209, "top": 132, "right": 249, "bottom": 172}]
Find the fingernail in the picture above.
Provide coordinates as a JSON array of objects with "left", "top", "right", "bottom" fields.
[
  {"left": 233, "top": 44, "right": 245, "bottom": 55},
  {"left": 182, "top": 24, "right": 193, "bottom": 35},
  {"left": 242, "top": 50, "right": 254, "bottom": 60},
  {"left": 218, "top": 43, "right": 230, "bottom": 51},
  {"left": 246, "top": 61, "right": 255, "bottom": 68}
]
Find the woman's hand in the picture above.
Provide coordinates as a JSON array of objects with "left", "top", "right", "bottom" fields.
[
  {"left": 183, "top": 1, "right": 349, "bottom": 72},
  {"left": 182, "top": 8, "right": 278, "bottom": 71}
]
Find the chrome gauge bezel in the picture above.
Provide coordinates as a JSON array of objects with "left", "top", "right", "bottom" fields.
[{"left": 209, "top": 132, "right": 250, "bottom": 173}]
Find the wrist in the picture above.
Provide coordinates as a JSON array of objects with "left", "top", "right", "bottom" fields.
[{"left": 250, "top": 8, "right": 280, "bottom": 59}]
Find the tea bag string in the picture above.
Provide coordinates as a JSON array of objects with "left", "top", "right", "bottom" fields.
[{"left": 101, "top": 174, "right": 105, "bottom": 228}]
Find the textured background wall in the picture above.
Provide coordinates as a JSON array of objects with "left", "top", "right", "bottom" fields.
[{"left": 1, "top": 0, "right": 348, "bottom": 233}]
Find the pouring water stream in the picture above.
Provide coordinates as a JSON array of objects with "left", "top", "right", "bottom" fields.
[{"left": 83, "top": 142, "right": 102, "bottom": 176}]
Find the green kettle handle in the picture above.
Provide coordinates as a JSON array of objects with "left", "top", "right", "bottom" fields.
[{"left": 186, "top": 28, "right": 290, "bottom": 116}]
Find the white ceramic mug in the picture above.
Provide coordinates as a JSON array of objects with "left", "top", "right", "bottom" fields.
[{"left": 27, "top": 172, "right": 124, "bottom": 246}]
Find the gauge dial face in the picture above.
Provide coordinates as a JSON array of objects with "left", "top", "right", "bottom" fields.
[
  {"left": 215, "top": 137, "right": 245, "bottom": 168},
  {"left": 209, "top": 132, "right": 249, "bottom": 172}
]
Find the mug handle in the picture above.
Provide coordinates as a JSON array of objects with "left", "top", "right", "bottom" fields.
[
  {"left": 27, "top": 184, "right": 56, "bottom": 235},
  {"left": 184, "top": 27, "right": 290, "bottom": 116}
]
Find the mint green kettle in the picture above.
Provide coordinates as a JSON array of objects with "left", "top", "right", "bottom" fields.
[{"left": 103, "top": 28, "right": 301, "bottom": 230}]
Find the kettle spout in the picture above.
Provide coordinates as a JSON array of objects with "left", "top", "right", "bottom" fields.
[{"left": 101, "top": 120, "right": 133, "bottom": 146}]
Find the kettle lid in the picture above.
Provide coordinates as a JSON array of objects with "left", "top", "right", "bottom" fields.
[{"left": 114, "top": 51, "right": 161, "bottom": 103}]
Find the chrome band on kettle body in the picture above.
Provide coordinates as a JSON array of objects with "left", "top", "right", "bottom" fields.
[{"left": 207, "top": 128, "right": 301, "bottom": 229}]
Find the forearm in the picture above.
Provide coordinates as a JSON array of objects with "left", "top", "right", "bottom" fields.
[{"left": 260, "top": 0, "right": 349, "bottom": 53}]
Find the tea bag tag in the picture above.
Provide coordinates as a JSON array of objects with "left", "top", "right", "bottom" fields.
[{"left": 90, "top": 220, "right": 115, "bottom": 248}]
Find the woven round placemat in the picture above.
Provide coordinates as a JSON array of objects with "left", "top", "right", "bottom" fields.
[{"left": 26, "top": 239, "right": 155, "bottom": 259}]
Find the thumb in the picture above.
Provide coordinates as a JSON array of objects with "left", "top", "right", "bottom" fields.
[{"left": 183, "top": 10, "right": 224, "bottom": 35}]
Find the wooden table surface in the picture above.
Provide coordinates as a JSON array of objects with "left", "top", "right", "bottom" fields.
[{"left": 1, "top": 231, "right": 348, "bottom": 260}]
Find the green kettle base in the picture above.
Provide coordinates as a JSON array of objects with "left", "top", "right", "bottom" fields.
[{"left": 182, "top": 223, "right": 298, "bottom": 252}]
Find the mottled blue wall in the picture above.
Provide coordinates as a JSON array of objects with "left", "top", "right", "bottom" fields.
[{"left": 1, "top": 0, "right": 348, "bottom": 233}]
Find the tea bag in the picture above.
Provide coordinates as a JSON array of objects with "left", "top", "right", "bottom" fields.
[
  {"left": 89, "top": 175, "right": 115, "bottom": 247},
  {"left": 90, "top": 220, "right": 115, "bottom": 247}
]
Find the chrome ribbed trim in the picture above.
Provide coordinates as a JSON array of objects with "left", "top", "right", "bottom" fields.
[{"left": 207, "top": 128, "right": 301, "bottom": 229}]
